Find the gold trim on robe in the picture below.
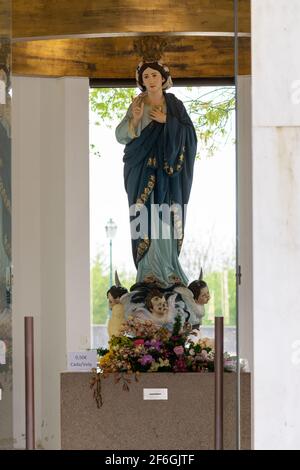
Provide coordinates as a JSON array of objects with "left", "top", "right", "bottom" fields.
[
  {"left": 136, "top": 236, "right": 150, "bottom": 263},
  {"left": 136, "top": 174, "right": 156, "bottom": 207},
  {"left": 163, "top": 153, "right": 185, "bottom": 176}
]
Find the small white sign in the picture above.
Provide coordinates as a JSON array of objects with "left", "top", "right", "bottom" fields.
[
  {"left": 0, "top": 340, "right": 6, "bottom": 365},
  {"left": 68, "top": 351, "right": 97, "bottom": 371},
  {"left": 143, "top": 388, "right": 168, "bottom": 400}
]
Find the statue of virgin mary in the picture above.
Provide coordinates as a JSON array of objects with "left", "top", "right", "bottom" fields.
[{"left": 116, "top": 60, "right": 197, "bottom": 289}]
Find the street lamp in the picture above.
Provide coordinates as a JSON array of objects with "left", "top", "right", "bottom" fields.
[{"left": 105, "top": 218, "right": 117, "bottom": 288}]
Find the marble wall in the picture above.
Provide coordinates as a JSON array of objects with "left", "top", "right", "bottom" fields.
[
  {"left": 12, "top": 77, "right": 91, "bottom": 449},
  {"left": 252, "top": 0, "right": 300, "bottom": 450}
]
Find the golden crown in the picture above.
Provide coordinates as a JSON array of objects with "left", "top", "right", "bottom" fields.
[{"left": 133, "top": 36, "right": 169, "bottom": 62}]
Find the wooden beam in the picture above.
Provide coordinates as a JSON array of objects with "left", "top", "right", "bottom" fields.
[
  {"left": 12, "top": 0, "right": 250, "bottom": 39},
  {"left": 0, "top": 0, "right": 11, "bottom": 38},
  {"left": 12, "top": 36, "right": 251, "bottom": 78}
]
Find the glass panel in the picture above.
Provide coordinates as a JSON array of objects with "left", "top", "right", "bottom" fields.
[
  {"left": 90, "top": 84, "right": 236, "bottom": 350},
  {"left": 0, "top": 0, "right": 12, "bottom": 450},
  {"left": 88, "top": 2, "right": 247, "bottom": 452},
  {"left": 89, "top": 31, "right": 241, "bottom": 454},
  {"left": 235, "top": 0, "right": 252, "bottom": 450}
]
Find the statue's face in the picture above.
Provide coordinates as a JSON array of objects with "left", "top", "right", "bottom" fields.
[
  {"left": 150, "top": 296, "right": 168, "bottom": 316},
  {"left": 196, "top": 287, "right": 210, "bottom": 305},
  {"left": 142, "top": 67, "right": 164, "bottom": 93}
]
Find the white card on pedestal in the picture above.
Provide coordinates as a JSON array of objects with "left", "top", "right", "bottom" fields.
[
  {"left": 68, "top": 351, "right": 97, "bottom": 371},
  {"left": 143, "top": 388, "right": 168, "bottom": 400}
]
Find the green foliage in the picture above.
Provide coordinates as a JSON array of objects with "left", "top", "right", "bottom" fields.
[
  {"left": 227, "top": 269, "right": 237, "bottom": 325},
  {"left": 90, "top": 87, "right": 136, "bottom": 126},
  {"left": 91, "top": 253, "right": 110, "bottom": 324},
  {"left": 97, "top": 347, "right": 109, "bottom": 357},
  {"left": 172, "top": 314, "right": 182, "bottom": 337},
  {"left": 90, "top": 143, "right": 101, "bottom": 158},
  {"left": 202, "top": 269, "right": 237, "bottom": 326},
  {"left": 184, "top": 87, "right": 235, "bottom": 157},
  {"left": 110, "top": 335, "right": 134, "bottom": 348},
  {"left": 91, "top": 253, "right": 136, "bottom": 325},
  {"left": 89, "top": 86, "right": 235, "bottom": 158}
]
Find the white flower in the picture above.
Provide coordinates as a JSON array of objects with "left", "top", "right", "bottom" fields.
[{"left": 201, "top": 350, "right": 208, "bottom": 360}]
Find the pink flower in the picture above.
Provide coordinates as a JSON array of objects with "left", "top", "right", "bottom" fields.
[
  {"left": 134, "top": 339, "right": 145, "bottom": 346},
  {"left": 173, "top": 345, "right": 184, "bottom": 356},
  {"left": 174, "top": 358, "right": 187, "bottom": 372}
]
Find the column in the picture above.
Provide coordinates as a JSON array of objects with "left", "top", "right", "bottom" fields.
[
  {"left": 12, "top": 76, "right": 90, "bottom": 449},
  {"left": 252, "top": 0, "right": 300, "bottom": 449}
]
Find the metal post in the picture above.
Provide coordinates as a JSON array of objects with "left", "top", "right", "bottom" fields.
[
  {"left": 215, "top": 316, "right": 224, "bottom": 450},
  {"left": 109, "top": 238, "right": 113, "bottom": 288},
  {"left": 25, "top": 316, "right": 35, "bottom": 450}
]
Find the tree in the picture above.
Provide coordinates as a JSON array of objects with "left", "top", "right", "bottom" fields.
[
  {"left": 91, "top": 253, "right": 110, "bottom": 324},
  {"left": 179, "top": 237, "right": 236, "bottom": 326},
  {"left": 182, "top": 87, "right": 235, "bottom": 158},
  {"left": 89, "top": 86, "right": 235, "bottom": 158},
  {"left": 203, "top": 269, "right": 237, "bottom": 326},
  {"left": 91, "top": 252, "right": 136, "bottom": 325},
  {"left": 180, "top": 234, "right": 236, "bottom": 281}
]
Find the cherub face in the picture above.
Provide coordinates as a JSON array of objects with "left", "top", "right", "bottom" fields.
[
  {"left": 196, "top": 287, "right": 210, "bottom": 305},
  {"left": 0, "top": 68, "right": 8, "bottom": 85},
  {"left": 108, "top": 292, "right": 120, "bottom": 309},
  {"left": 150, "top": 296, "right": 168, "bottom": 316},
  {"left": 169, "top": 274, "right": 181, "bottom": 285}
]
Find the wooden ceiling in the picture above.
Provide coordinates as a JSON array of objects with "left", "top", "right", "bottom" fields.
[
  {"left": 0, "top": 0, "right": 11, "bottom": 37},
  {"left": 11, "top": 0, "right": 251, "bottom": 79}
]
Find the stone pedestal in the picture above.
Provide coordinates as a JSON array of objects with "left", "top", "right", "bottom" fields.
[{"left": 61, "top": 372, "right": 251, "bottom": 450}]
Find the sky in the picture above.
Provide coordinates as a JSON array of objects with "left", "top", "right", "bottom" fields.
[{"left": 89, "top": 87, "right": 236, "bottom": 281}]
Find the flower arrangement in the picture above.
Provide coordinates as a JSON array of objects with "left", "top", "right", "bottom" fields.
[
  {"left": 98, "top": 315, "right": 215, "bottom": 376},
  {"left": 91, "top": 315, "right": 235, "bottom": 407}
]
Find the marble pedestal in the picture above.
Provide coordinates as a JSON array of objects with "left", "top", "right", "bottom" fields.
[{"left": 61, "top": 372, "right": 251, "bottom": 450}]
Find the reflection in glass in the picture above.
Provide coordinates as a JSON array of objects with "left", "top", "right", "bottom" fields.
[{"left": 0, "top": 0, "right": 12, "bottom": 450}]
